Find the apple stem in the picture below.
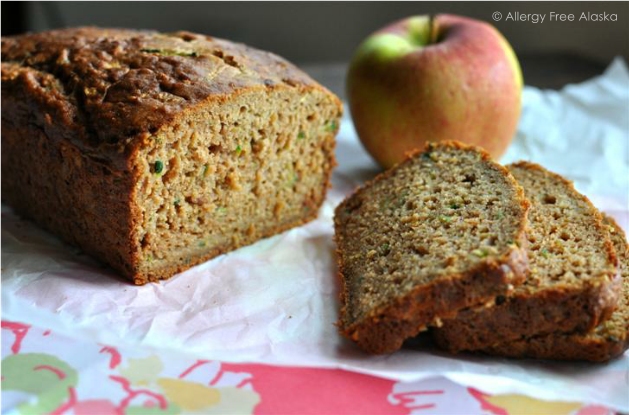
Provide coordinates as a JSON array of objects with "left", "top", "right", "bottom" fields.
[{"left": 428, "top": 15, "right": 437, "bottom": 44}]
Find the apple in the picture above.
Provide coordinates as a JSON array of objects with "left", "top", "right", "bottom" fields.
[{"left": 346, "top": 14, "right": 523, "bottom": 169}]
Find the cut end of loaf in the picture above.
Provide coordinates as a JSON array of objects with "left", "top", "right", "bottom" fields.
[
  {"left": 334, "top": 141, "right": 530, "bottom": 354},
  {"left": 130, "top": 86, "right": 341, "bottom": 283}
]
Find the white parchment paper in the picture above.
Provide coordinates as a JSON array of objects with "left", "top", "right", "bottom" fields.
[{"left": 3, "top": 58, "right": 629, "bottom": 411}]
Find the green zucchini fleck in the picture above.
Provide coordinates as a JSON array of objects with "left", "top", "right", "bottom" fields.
[{"left": 153, "top": 160, "right": 164, "bottom": 174}]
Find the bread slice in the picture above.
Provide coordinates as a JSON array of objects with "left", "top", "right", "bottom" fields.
[
  {"left": 1, "top": 28, "right": 342, "bottom": 284},
  {"left": 334, "top": 141, "right": 530, "bottom": 354},
  {"left": 480, "top": 214, "right": 628, "bottom": 362},
  {"left": 433, "top": 162, "right": 620, "bottom": 353}
]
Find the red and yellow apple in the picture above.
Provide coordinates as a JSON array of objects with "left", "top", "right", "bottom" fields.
[{"left": 346, "top": 14, "right": 523, "bottom": 169}]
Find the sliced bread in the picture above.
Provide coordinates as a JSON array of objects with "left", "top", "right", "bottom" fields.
[
  {"left": 334, "top": 141, "right": 530, "bottom": 354},
  {"left": 433, "top": 162, "right": 620, "bottom": 353},
  {"left": 480, "top": 214, "right": 628, "bottom": 362}
]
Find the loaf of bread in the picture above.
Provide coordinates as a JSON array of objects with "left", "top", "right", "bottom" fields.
[
  {"left": 433, "top": 162, "right": 620, "bottom": 353},
  {"left": 334, "top": 141, "right": 530, "bottom": 354},
  {"left": 1, "top": 27, "right": 342, "bottom": 284}
]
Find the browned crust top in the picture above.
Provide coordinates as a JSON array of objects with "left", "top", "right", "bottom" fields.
[{"left": 1, "top": 27, "right": 327, "bottom": 158}]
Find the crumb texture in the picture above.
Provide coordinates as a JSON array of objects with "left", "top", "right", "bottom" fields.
[
  {"left": 433, "top": 162, "right": 619, "bottom": 352},
  {"left": 133, "top": 89, "right": 340, "bottom": 282},
  {"left": 482, "top": 214, "right": 628, "bottom": 362},
  {"left": 334, "top": 142, "right": 529, "bottom": 354}
]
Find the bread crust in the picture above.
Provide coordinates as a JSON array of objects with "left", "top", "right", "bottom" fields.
[
  {"left": 337, "top": 249, "right": 529, "bottom": 354},
  {"left": 433, "top": 277, "right": 621, "bottom": 353},
  {"left": 1, "top": 27, "right": 324, "bottom": 162},
  {"left": 334, "top": 141, "right": 530, "bottom": 354},
  {"left": 2, "top": 27, "right": 341, "bottom": 284}
]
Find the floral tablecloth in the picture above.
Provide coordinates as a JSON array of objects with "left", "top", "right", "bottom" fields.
[{"left": 1, "top": 320, "right": 616, "bottom": 414}]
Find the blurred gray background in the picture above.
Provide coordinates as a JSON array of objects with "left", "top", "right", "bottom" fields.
[{"left": 3, "top": 2, "right": 628, "bottom": 97}]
